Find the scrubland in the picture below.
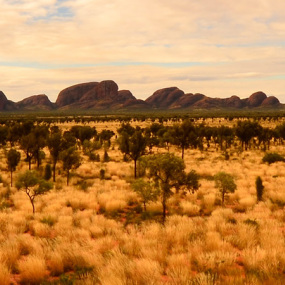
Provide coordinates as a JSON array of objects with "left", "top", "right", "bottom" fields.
[{"left": 0, "top": 118, "right": 285, "bottom": 284}]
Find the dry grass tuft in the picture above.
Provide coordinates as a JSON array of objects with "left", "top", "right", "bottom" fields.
[{"left": 18, "top": 255, "right": 47, "bottom": 284}]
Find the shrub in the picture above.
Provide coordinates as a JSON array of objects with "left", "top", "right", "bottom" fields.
[
  {"left": 262, "top": 152, "right": 285, "bottom": 164},
  {"left": 18, "top": 255, "right": 47, "bottom": 284},
  {"left": 44, "top": 164, "right": 52, "bottom": 180},
  {"left": 256, "top": 176, "right": 264, "bottom": 202},
  {"left": 0, "top": 266, "right": 10, "bottom": 285},
  {"left": 100, "top": 169, "right": 105, "bottom": 180}
]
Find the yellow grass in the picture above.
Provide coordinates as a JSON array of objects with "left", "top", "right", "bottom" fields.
[{"left": 0, "top": 119, "right": 285, "bottom": 284}]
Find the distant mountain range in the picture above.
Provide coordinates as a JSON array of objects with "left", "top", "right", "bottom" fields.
[{"left": 0, "top": 80, "right": 281, "bottom": 111}]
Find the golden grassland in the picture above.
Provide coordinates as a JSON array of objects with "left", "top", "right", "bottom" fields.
[{"left": 0, "top": 119, "right": 285, "bottom": 284}]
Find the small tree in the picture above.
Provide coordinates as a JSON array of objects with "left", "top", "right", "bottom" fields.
[
  {"left": 256, "top": 176, "right": 264, "bottom": 202},
  {"left": 118, "top": 129, "right": 146, "bottom": 178},
  {"left": 131, "top": 178, "right": 159, "bottom": 212},
  {"left": 142, "top": 153, "right": 190, "bottom": 223},
  {"left": 7, "top": 148, "right": 21, "bottom": 187},
  {"left": 16, "top": 170, "right": 52, "bottom": 214},
  {"left": 59, "top": 147, "right": 81, "bottom": 186},
  {"left": 47, "top": 131, "right": 63, "bottom": 182},
  {"left": 214, "top": 172, "right": 237, "bottom": 206},
  {"left": 181, "top": 170, "right": 200, "bottom": 194}
]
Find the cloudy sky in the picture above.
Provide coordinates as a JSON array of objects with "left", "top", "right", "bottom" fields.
[{"left": 1, "top": 0, "right": 285, "bottom": 102}]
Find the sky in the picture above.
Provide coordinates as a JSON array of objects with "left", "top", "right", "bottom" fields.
[{"left": 0, "top": 0, "right": 285, "bottom": 103}]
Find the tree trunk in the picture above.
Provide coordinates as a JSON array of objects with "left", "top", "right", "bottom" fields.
[
  {"left": 53, "top": 162, "right": 56, "bottom": 182},
  {"left": 162, "top": 199, "right": 166, "bottom": 225},
  {"left": 10, "top": 170, "right": 13, "bottom": 187},
  {"left": 134, "top": 159, "right": 137, "bottom": 178},
  {"left": 181, "top": 146, "right": 184, "bottom": 159},
  {"left": 222, "top": 190, "right": 225, "bottom": 206},
  {"left": 28, "top": 196, "right": 35, "bottom": 214},
  {"left": 67, "top": 169, "right": 70, "bottom": 186}
]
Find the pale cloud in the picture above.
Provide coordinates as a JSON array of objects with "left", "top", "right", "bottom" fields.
[{"left": 0, "top": 0, "right": 285, "bottom": 102}]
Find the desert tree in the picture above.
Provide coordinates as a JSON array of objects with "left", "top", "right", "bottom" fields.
[
  {"left": 19, "top": 133, "right": 35, "bottom": 170},
  {"left": 7, "top": 148, "right": 21, "bottom": 187},
  {"left": 257, "top": 127, "right": 274, "bottom": 151},
  {"left": 70, "top": 125, "right": 96, "bottom": 147},
  {"left": 16, "top": 170, "right": 52, "bottom": 214},
  {"left": 235, "top": 120, "right": 263, "bottom": 151},
  {"left": 144, "top": 123, "right": 163, "bottom": 152},
  {"left": 7, "top": 122, "right": 23, "bottom": 146},
  {"left": 179, "top": 170, "right": 200, "bottom": 194},
  {"left": 118, "top": 129, "right": 147, "bottom": 178},
  {"left": 142, "top": 153, "right": 193, "bottom": 223},
  {"left": 117, "top": 122, "right": 135, "bottom": 136},
  {"left": 170, "top": 120, "right": 196, "bottom": 159},
  {"left": 32, "top": 125, "right": 49, "bottom": 168},
  {"left": 47, "top": 129, "right": 63, "bottom": 182},
  {"left": 256, "top": 176, "right": 264, "bottom": 202},
  {"left": 98, "top": 129, "right": 115, "bottom": 148},
  {"left": 61, "top": 131, "right": 77, "bottom": 150},
  {"left": 82, "top": 140, "right": 101, "bottom": 161},
  {"left": 214, "top": 171, "right": 237, "bottom": 206},
  {"left": 131, "top": 178, "right": 159, "bottom": 212},
  {"left": 217, "top": 125, "right": 234, "bottom": 150},
  {"left": 0, "top": 125, "right": 8, "bottom": 146},
  {"left": 59, "top": 147, "right": 81, "bottom": 186}
]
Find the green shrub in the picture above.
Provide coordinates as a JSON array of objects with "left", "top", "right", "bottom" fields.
[{"left": 262, "top": 152, "right": 285, "bottom": 164}]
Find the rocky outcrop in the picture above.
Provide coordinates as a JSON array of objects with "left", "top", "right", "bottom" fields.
[
  {"left": 56, "top": 80, "right": 145, "bottom": 110},
  {"left": 56, "top": 82, "right": 98, "bottom": 107},
  {"left": 261, "top": 96, "right": 280, "bottom": 106},
  {"left": 0, "top": 81, "right": 282, "bottom": 112},
  {"left": 145, "top": 87, "right": 184, "bottom": 108},
  {"left": 0, "top": 91, "right": 16, "bottom": 111},
  {"left": 118, "top": 90, "right": 136, "bottom": 103},
  {"left": 17, "top": 94, "right": 54, "bottom": 110},
  {"left": 0, "top": 91, "right": 8, "bottom": 110},
  {"left": 224, "top": 96, "right": 244, "bottom": 108},
  {"left": 145, "top": 89, "right": 281, "bottom": 109},
  {"left": 174, "top": 93, "right": 205, "bottom": 108},
  {"left": 247, "top": 91, "right": 267, "bottom": 107}
]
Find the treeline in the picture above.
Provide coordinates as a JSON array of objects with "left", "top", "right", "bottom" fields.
[
  {"left": 2, "top": 119, "right": 285, "bottom": 180},
  {"left": 0, "top": 118, "right": 283, "bottom": 219}
]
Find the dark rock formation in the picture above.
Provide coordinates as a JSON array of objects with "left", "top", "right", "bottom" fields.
[
  {"left": 145, "top": 88, "right": 281, "bottom": 109},
  {"left": 0, "top": 91, "right": 16, "bottom": 111},
  {"left": 0, "top": 81, "right": 282, "bottom": 112},
  {"left": 0, "top": 91, "right": 8, "bottom": 110},
  {"left": 17, "top": 94, "right": 54, "bottom": 110},
  {"left": 145, "top": 87, "right": 184, "bottom": 108},
  {"left": 224, "top": 96, "right": 244, "bottom": 108},
  {"left": 56, "top": 82, "right": 98, "bottom": 107},
  {"left": 261, "top": 96, "right": 280, "bottom": 106},
  {"left": 247, "top": 91, "right": 267, "bottom": 107},
  {"left": 118, "top": 90, "right": 136, "bottom": 103},
  {"left": 55, "top": 80, "right": 144, "bottom": 110}
]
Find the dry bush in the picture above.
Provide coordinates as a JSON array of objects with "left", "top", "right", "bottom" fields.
[
  {"left": 180, "top": 200, "right": 200, "bottom": 216},
  {"left": 47, "top": 251, "right": 64, "bottom": 276},
  {"left": 0, "top": 120, "right": 285, "bottom": 284},
  {"left": 129, "top": 258, "right": 163, "bottom": 284},
  {"left": 18, "top": 255, "right": 47, "bottom": 284},
  {"left": 166, "top": 253, "right": 192, "bottom": 284},
  {"left": 0, "top": 265, "right": 10, "bottom": 285}
]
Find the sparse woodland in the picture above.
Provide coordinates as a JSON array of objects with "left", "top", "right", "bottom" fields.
[{"left": 0, "top": 115, "right": 285, "bottom": 284}]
